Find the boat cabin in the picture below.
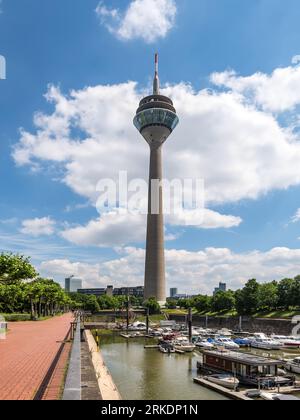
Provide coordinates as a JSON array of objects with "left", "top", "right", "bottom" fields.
[{"left": 201, "top": 350, "right": 292, "bottom": 387}]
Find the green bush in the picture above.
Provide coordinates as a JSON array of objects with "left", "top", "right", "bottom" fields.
[{"left": 0, "top": 313, "right": 32, "bottom": 322}]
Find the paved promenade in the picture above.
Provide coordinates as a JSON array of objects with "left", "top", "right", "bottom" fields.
[{"left": 0, "top": 313, "right": 73, "bottom": 400}]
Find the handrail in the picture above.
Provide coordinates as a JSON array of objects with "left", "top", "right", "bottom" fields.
[{"left": 62, "top": 319, "right": 81, "bottom": 400}]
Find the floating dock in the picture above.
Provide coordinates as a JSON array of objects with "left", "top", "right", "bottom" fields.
[{"left": 193, "top": 377, "right": 252, "bottom": 401}]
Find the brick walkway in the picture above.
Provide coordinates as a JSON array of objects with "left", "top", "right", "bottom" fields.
[{"left": 0, "top": 313, "right": 73, "bottom": 400}]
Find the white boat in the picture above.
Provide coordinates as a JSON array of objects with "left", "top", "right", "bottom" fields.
[
  {"left": 195, "top": 339, "right": 215, "bottom": 350},
  {"left": 205, "top": 374, "right": 239, "bottom": 390},
  {"left": 159, "top": 345, "right": 169, "bottom": 354},
  {"left": 272, "top": 335, "right": 300, "bottom": 349},
  {"left": 286, "top": 357, "right": 300, "bottom": 374},
  {"left": 214, "top": 337, "right": 240, "bottom": 350},
  {"left": 250, "top": 337, "right": 282, "bottom": 350},
  {"left": 174, "top": 337, "right": 196, "bottom": 353},
  {"left": 216, "top": 329, "right": 232, "bottom": 337}
]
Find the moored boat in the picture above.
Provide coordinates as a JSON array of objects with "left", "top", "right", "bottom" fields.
[
  {"left": 250, "top": 337, "right": 282, "bottom": 350},
  {"left": 214, "top": 337, "right": 240, "bottom": 350},
  {"left": 204, "top": 374, "right": 239, "bottom": 390},
  {"left": 174, "top": 337, "right": 196, "bottom": 353},
  {"left": 198, "top": 349, "right": 294, "bottom": 388},
  {"left": 195, "top": 338, "right": 215, "bottom": 350},
  {"left": 286, "top": 357, "right": 300, "bottom": 374}
]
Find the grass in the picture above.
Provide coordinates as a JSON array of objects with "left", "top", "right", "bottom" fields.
[
  {"left": 164, "top": 309, "right": 300, "bottom": 319},
  {"left": 0, "top": 313, "right": 65, "bottom": 322},
  {"left": 252, "top": 310, "right": 300, "bottom": 319}
]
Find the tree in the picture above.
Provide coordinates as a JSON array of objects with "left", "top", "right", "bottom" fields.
[
  {"left": 193, "top": 295, "right": 212, "bottom": 313},
  {"left": 166, "top": 299, "right": 177, "bottom": 309},
  {"left": 85, "top": 295, "right": 100, "bottom": 313},
  {"left": 211, "top": 291, "right": 236, "bottom": 313},
  {"left": 278, "top": 278, "right": 295, "bottom": 310},
  {"left": 0, "top": 253, "right": 37, "bottom": 285},
  {"left": 143, "top": 297, "right": 161, "bottom": 315},
  {"left": 235, "top": 279, "right": 260, "bottom": 315},
  {"left": 258, "top": 281, "right": 279, "bottom": 311}
]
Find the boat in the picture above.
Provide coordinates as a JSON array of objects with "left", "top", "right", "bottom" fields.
[
  {"left": 245, "top": 389, "right": 261, "bottom": 398},
  {"left": 195, "top": 338, "right": 215, "bottom": 350},
  {"left": 250, "top": 337, "right": 282, "bottom": 350},
  {"left": 260, "top": 392, "right": 300, "bottom": 401},
  {"left": 286, "top": 357, "right": 300, "bottom": 374},
  {"left": 198, "top": 349, "right": 294, "bottom": 388},
  {"left": 271, "top": 335, "right": 300, "bottom": 350},
  {"left": 174, "top": 337, "right": 196, "bottom": 353},
  {"left": 234, "top": 338, "right": 251, "bottom": 347},
  {"left": 159, "top": 343, "right": 175, "bottom": 354},
  {"left": 216, "top": 329, "right": 232, "bottom": 337},
  {"left": 214, "top": 337, "right": 240, "bottom": 350},
  {"left": 159, "top": 345, "right": 169, "bottom": 354},
  {"left": 204, "top": 374, "right": 240, "bottom": 390}
]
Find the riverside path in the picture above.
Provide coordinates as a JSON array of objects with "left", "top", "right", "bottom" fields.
[{"left": 0, "top": 313, "right": 73, "bottom": 400}]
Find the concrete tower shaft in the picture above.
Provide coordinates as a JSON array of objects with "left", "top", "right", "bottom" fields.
[{"left": 133, "top": 54, "right": 179, "bottom": 304}]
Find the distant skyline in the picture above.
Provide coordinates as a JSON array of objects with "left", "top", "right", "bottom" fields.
[{"left": 2, "top": 0, "right": 300, "bottom": 293}]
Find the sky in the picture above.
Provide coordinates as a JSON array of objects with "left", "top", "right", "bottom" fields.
[{"left": 1, "top": 0, "right": 300, "bottom": 294}]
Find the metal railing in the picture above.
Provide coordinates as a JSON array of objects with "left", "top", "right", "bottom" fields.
[{"left": 62, "top": 318, "right": 82, "bottom": 400}]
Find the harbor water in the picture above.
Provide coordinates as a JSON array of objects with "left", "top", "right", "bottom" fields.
[{"left": 100, "top": 334, "right": 228, "bottom": 400}]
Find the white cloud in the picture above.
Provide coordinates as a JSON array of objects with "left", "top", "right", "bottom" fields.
[
  {"left": 292, "top": 55, "right": 300, "bottom": 65},
  {"left": 40, "top": 246, "right": 300, "bottom": 293},
  {"left": 40, "top": 259, "right": 105, "bottom": 288},
  {"left": 211, "top": 65, "right": 300, "bottom": 113},
  {"left": 60, "top": 208, "right": 241, "bottom": 248},
  {"left": 13, "top": 63, "right": 300, "bottom": 246},
  {"left": 61, "top": 210, "right": 146, "bottom": 247},
  {"left": 13, "top": 75, "right": 300, "bottom": 206},
  {"left": 20, "top": 217, "right": 56, "bottom": 237},
  {"left": 292, "top": 208, "right": 300, "bottom": 223},
  {"left": 96, "top": 0, "right": 177, "bottom": 43}
]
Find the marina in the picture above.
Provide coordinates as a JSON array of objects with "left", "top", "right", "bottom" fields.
[{"left": 97, "top": 323, "right": 300, "bottom": 401}]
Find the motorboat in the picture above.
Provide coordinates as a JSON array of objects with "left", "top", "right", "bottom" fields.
[
  {"left": 195, "top": 338, "right": 215, "bottom": 350},
  {"left": 260, "top": 392, "right": 300, "bottom": 401},
  {"left": 234, "top": 338, "right": 251, "bottom": 347},
  {"left": 204, "top": 374, "right": 239, "bottom": 390},
  {"left": 174, "top": 337, "right": 196, "bottom": 353},
  {"left": 159, "top": 342, "right": 175, "bottom": 354},
  {"left": 271, "top": 335, "right": 300, "bottom": 350},
  {"left": 250, "top": 337, "right": 282, "bottom": 350},
  {"left": 286, "top": 357, "right": 300, "bottom": 374},
  {"left": 214, "top": 337, "right": 240, "bottom": 350},
  {"left": 216, "top": 329, "right": 232, "bottom": 337}
]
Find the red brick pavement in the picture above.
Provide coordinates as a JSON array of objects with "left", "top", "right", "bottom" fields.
[{"left": 0, "top": 313, "right": 73, "bottom": 400}]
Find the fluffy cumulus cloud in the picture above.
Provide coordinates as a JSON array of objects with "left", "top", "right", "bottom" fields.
[
  {"left": 60, "top": 209, "right": 242, "bottom": 248},
  {"left": 20, "top": 217, "right": 56, "bottom": 237},
  {"left": 95, "top": 0, "right": 177, "bottom": 43},
  {"left": 13, "top": 62, "right": 300, "bottom": 246},
  {"left": 211, "top": 65, "right": 300, "bottom": 113},
  {"left": 40, "top": 247, "right": 300, "bottom": 292}
]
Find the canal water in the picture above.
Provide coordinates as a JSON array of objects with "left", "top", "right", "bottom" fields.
[{"left": 100, "top": 334, "right": 228, "bottom": 401}]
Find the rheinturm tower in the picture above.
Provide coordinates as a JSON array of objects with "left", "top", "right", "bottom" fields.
[{"left": 133, "top": 54, "right": 179, "bottom": 305}]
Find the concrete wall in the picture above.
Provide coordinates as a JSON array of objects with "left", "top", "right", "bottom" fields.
[
  {"left": 169, "top": 314, "right": 294, "bottom": 335},
  {"left": 84, "top": 330, "right": 122, "bottom": 400}
]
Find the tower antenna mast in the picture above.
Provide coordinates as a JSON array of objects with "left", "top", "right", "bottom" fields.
[{"left": 153, "top": 53, "right": 160, "bottom": 95}]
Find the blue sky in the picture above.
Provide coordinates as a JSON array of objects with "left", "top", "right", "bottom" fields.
[{"left": 1, "top": 0, "right": 300, "bottom": 293}]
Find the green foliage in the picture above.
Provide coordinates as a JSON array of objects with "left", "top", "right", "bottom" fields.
[
  {"left": 193, "top": 295, "right": 212, "bottom": 313},
  {"left": 0, "top": 313, "right": 32, "bottom": 322},
  {"left": 211, "top": 290, "right": 236, "bottom": 313},
  {"left": 143, "top": 297, "right": 161, "bottom": 315},
  {"left": 235, "top": 279, "right": 260, "bottom": 315},
  {"left": 165, "top": 298, "right": 177, "bottom": 309},
  {"left": 0, "top": 253, "right": 37, "bottom": 285}
]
